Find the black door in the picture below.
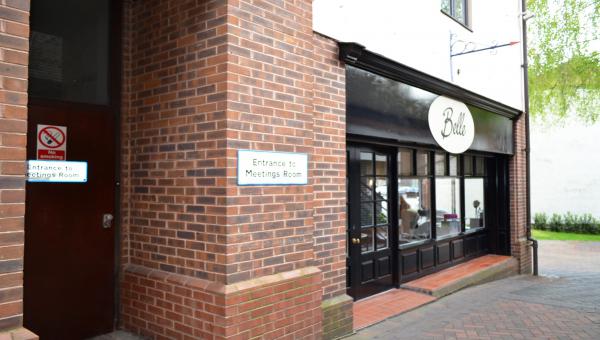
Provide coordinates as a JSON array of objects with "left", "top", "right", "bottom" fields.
[{"left": 347, "top": 145, "right": 395, "bottom": 299}]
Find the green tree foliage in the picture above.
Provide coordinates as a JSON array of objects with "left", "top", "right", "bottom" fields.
[{"left": 527, "top": 0, "right": 600, "bottom": 123}]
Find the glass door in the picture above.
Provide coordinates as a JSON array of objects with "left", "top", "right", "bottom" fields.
[{"left": 347, "top": 145, "right": 394, "bottom": 299}]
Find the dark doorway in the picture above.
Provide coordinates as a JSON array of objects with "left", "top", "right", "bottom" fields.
[
  {"left": 347, "top": 145, "right": 395, "bottom": 299},
  {"left": 24, "top": 1, "right": 119, "bottom": 339}
]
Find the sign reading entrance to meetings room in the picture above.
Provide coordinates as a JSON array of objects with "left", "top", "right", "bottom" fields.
[
  {"left": 428, "top": 96, "right": 475, "bottom": 154},
  {"left": 237, "top": 150, "right": 308, "bottom": 186}
]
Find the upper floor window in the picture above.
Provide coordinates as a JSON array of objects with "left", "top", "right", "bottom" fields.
[{"left": 441, "top": 0, "right": 468, "bottom": 26}]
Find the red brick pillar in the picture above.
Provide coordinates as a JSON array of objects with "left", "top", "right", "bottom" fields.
[
  {"left": 312, "top": 34, "right": 353, "bottom": 339},
  {"left": 509, "top": 114, "right": 532, "bottom": 274},
  {"left": 122, "top": 0, "right": 352, "bottom": 339},
  {"left": 120, "top": 0, "right": 352, "bottom": 338},
  {"left": 0, "top": 0, "right": 37, "bottom": 338}
]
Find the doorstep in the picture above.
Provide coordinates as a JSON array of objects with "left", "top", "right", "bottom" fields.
[
  {"left": 400, "top": 254, "right": 518, "bottom": 297},
  {"left": 353, "top": 254, "right": 518, "bottom": 330}
]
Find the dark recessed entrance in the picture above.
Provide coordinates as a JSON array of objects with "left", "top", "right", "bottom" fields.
[{"left": 24, "top": 1, "right": 119, "bottom": 339}]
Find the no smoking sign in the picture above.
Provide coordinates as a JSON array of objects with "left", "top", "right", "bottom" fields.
[{"left": 37, "top": 124, "right": 67, "bottom": 160}]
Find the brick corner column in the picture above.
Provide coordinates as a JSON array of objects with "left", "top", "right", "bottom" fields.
[
  {"left": 510, "top": 114, "right": 532, "bottom": 274},
  {"left": 312, "top": 33, "right": 353, "bottom": 339}
]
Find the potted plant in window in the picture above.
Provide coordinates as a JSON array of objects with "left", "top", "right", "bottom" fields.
[{"left": 470, "top": 200, "right": 483, "bottom": 228}]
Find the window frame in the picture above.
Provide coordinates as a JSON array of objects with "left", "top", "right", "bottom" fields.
[
  {"left": 441, "top": 0, "right": 471, "bottom": 30},
  {"left": 397, "top": 148, "right": 434, "bottom": 248},
  {"left": 395, "top": 147, "right": 489, "bottom": 247}
]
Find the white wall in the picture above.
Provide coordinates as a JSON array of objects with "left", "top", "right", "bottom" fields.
[
  {"left": 531, "top": 120, "right": 600, "bottom": 218},
  {"left": 313, "top": 0, "right": 524, "bottom": 111}
]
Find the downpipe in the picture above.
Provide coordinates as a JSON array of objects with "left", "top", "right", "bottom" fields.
[{"left": 521, "top": 0, "right": 538, "bottom": 276}]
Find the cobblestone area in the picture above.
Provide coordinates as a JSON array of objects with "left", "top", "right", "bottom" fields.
[{"left": 349, "top": 241, "right": 600, "bottom": 340}]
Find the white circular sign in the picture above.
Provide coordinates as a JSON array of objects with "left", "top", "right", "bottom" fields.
[{"left": 428, "top": 96, "right": 475, "bottom": 154}]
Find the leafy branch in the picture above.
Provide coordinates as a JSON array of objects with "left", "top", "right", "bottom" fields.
[{"left": 527, "top": 0, "right": 600, "bottom": 124}]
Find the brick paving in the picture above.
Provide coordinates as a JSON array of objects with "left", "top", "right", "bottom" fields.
[
  {"left": 353, "top": 290, "right": 436, "bottom": 330},
  {"left": 349, "top": 241, "right": 600, "bottom": 339}
]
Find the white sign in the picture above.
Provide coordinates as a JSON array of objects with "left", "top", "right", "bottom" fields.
[
  {"left": 27, "top": 160, "right": 87, "bottom": 183},
  {"left": 37, "top": 124, "right": 67, "bottom": 160},
  {"left": 428, "top": 96, "right": 475, "bottom": 154},
  {"left": 238, "top": 150, "right": 308, "bottom": 185}
]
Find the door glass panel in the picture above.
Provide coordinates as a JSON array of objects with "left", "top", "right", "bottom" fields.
[
  {"left": 375, "top": 201, "right": 388, "bottom": 225},
  {"left": 360, "top": 177, "right": 373, "bottom": 201},
  {"left": 361, "top": 228, "right": 374, "bottom": 253},
  {"left": 360, "top": 152, "right": 373, "bottom": 175},
  {"left": 360, "top": 203, "right": 374, "bottom": 227},
  {"left": 376, "top": 226, "right": 388, "bottom": 250},
  {"left": 375, "top": 177, "right": 388, "bottom": 201},
  {"left": 29, "top": 0, "right": 110, "bottom": 105}
]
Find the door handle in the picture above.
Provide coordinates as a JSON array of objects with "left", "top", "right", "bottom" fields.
[
  {"left": 351, "top": 238, "right": 361, "bottom": 245},
  {"left": 102, "top": 213, "right": 114, "bottom": 229}
]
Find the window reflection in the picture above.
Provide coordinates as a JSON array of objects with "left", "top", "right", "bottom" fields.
[
  {"left": 465, "top": 178, "right": 485, "bottom": 230},
  {"left": 435, "top": 152, "right": 446, "bottom": 176},
  {"left": 398, "top": 178, "right": 431, "bottom": 245},
  {"left": 361, "top": 228, "right": 374, "bottom": 253},
  {"left": 436, "top": 178, "right": 461, "bottom": 238}
]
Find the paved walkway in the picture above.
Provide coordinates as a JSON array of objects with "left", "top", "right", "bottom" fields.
[{"left": 349, "top": 241, "right": 600, "bottom": 340}]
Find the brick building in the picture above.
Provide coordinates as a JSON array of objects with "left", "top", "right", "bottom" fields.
[{"left": 0, "top": 0, "right": 532, "bottom": 339}]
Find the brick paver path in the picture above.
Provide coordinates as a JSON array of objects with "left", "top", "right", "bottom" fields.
[{"left": 349, "top": 241, "right": 600, "bottom": 339}]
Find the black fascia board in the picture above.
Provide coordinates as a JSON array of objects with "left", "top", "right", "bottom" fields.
[{"left": 338, "top": 42, "right": 522, "bottom": 119}]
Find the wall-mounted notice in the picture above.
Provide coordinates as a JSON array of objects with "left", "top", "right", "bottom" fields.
[
  {"left": 237, "top": 150, "right": 308, "bottom": 186},
  {"left": 27, "top": 160, "right": 87, "bottom": 183},
  {"left": 37, "top": 124, "right": 67, "bottom": 160}
]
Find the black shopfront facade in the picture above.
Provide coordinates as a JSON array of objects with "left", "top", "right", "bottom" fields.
[{"left": 340, "top": 43, "right": 519, "bottom": 300}]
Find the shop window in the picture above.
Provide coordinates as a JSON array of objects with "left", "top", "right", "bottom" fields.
[
  {"left": 465, "top": 178, "right": 485, "bottom": 230},
  {"left": 436, "top": 177, "right": 461, "bottom": 238},
  {"left": 435, "top": 152, "right": 446, "bottom": 176},
  {"left": 416, "top": 150, "right": 430, "bottom": 176},
  {"left": 399, "top": 150, "right": 432, "bottom": 246},
  {"left": 449, "top": 154, "right": 458, "bottom": 176},
  {"left": 465, "top": 156, "right": 487, "bottom": 231},
  {"left": 463, "top": 155, "right": 473, "bottom": 176},
  {"left": 398, "top": 148, "right": 413, "bottom": 176},
  {"left": 441, "top": 0, "right": 468, "bottom": 26}
]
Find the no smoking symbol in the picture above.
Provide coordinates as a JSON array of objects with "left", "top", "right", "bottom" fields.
[{"left": 39, "top": 126, "right": 65, "bottom": 149}]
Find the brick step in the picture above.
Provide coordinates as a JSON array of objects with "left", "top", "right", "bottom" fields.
[{"left": 400, "top": 254, "right": 519, "bottom": 298}]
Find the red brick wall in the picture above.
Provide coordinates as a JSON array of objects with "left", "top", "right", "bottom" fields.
[
  {"left": 121, "top": 0, "right": 230, "bottom": 283},
  {"left": 223, "top": 0, "right": 317, "bottom": 284},
  {"left": 509, "top": 114, "right": 532, "bottom": 274},
  {"left": 311, "top": 34, "right": 346, "bottom": 300},
  {"left": 122, "top": 264, "right": 322, "bottom": 339},
  {"left": 0, "top": 0, "right": 29, "bottom": 331}
]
